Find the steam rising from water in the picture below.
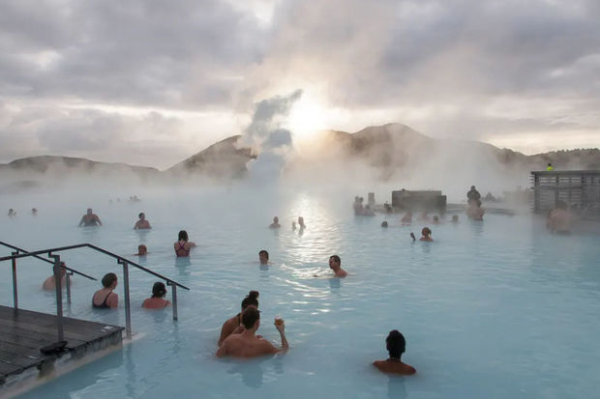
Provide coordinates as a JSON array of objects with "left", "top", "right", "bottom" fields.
[{"left": 240, "top": 90, "right": 303, "bottom": 183}]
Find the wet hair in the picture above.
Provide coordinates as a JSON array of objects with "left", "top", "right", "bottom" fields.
[
  {"left": 421, "top": 227, "right": 431, "bottom": 236},
  {"left": 139, "top": 212, "right": 145, "bottom": 219},
  {"left": 381, "top": 221, "right": 388, "bottom": 228},
  {"left": 241, "top": 290, "right": 259, "bottom": 310},
  {"left": 241, "top": 306, "right": 260, "bottom": 329},
  {"left": 178, "top": 230, "right": 188, "bottom": 242},
  {"left": 259, "top": 250, "right": 269, "bottom": 259},
  {"left": 138, "top": 244, "right": 147, "bottom": 254},
  {"left": 330, "top": 255, "right": 341, "bottom": 264},
  {"left": 152, "top": 282, "right": 167, "bottom": 298},
  {"left": 386, "top": 330, "right": 406, "bottom": 359},
  {"left": 101, "top": 273, "right": 118, "bottom": 288}
]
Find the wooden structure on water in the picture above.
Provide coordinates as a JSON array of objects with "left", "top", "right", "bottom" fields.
[
  {"left": 0, "top": 306, "right": 123, "bottom": 395},
  {"left": 531, "top": 170, "right": 600, "bottom": 219},
  {"left": 0, "top": 241, "right": 190, "bottom": 397},
  {"left": 391, "top": 189, "right": 447, "bottom": 213}
]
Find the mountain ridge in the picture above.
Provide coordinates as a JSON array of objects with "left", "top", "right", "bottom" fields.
[{"left": 1, "top": 123, "right": 598, "bottom": 182}]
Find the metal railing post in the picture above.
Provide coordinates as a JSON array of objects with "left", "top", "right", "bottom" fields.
[
  {"left": 66, "top": 272, "right": 72, "bottom": 304},
  {"left": 51, "top": 255, "right": 64, "bottom": 342},
  {"left": 11, "top": 251, "right": 18, "bottom": 311},
  {"left": 121, "top": 261, "right": 132, "bottom": 339},
  {"left": 170, "top": 283, "right": 178, "bottom": 321}
]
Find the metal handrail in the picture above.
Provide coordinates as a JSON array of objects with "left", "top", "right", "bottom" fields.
[
  {"left": 0, "top": 242, "right": 189, "bottom": 341},
  {"left": 0, "top": 243, "right": 189, "bottom": 290},
  {"left": 0, "top": 241, "right": 97, "bottom": 281}
]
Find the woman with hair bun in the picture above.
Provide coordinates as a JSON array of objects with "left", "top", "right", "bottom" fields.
[
  {"left": 142, "top": 282, "right": 171, "bottom": 309},
  {"left": 218, "top": 291, "right": 259, "bottom": 346}
]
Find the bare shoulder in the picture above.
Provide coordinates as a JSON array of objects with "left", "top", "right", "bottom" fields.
[
  {"left": 259, "top": 338, "right": 279, "bottom": 354},
  {"left": 373, "top": 360, "right": 386, "bottom": 371}
]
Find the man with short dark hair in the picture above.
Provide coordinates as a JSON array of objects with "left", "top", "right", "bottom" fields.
[
  {"left": 329, "top": 255, "right": 347, "bottom": 277},
  {"left": 373, "top": 330, "right": 416, "bottom": 375},
  {"left": 216, "top": 306, "right": 288, "bottom": 358}
]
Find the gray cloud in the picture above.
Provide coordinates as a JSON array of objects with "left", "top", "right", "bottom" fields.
[{"left": 0, "top": 0, "right": 599, "bottom": 167}]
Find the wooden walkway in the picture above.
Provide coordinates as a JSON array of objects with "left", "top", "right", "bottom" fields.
[{"left": 0, "top": 305, "right": 124, "bottom": 392}]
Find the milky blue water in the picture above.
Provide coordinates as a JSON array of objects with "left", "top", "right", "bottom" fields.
[{"left": 1, "top": 187, "right": 599, "bottom": 399}]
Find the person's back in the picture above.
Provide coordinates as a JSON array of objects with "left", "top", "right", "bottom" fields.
[
  {"left": 174, "top": 241, "right": 195, "bottom": 257},
  {"left": 217, "top": 306, "right": 288, "bottom": 358},
  {"left": 174, "top": 230, "right": 195, "bottom": 257},
  {"left": 373, "top": 359, "right": 416, "bottom": 375},
  {"left": 218, "top": 332, "right": 277, "bottom": 358},
  {"left": 142, "top": 297, "right": 170, "bottom": 309},
  {"left": 373, "top": 330, "right": 416, "bottom": 376},
  {"left": 142, "top": 282, "right": 171, "bottom": 309},
  {"left": 92, "top": 273, "right": 119, "bottom": 309}
]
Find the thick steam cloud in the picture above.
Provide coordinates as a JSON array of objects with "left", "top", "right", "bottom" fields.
[{"left": 241, "top": 90, "right": 303, "bottom": 183}]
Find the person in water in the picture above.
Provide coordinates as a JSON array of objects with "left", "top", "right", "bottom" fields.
[
  {"left": 381, "top": 221, "right": 389, "bottom": 228},
  {"left": 467, "top": 200, "right": 484, "bottom": 221},
  {"left": 432, "top": 215, "right": 440, "bottom": 224},
  {"left": 142, "top": 282, "right": 171, "bottom": 309},
  {"left": 136, "top": 244, "right": 148, "bottom": 256},
  {"left": 218, "top": 291, "right": 260, "bottom": 346},
  {"left": 418, "top": 210, "right": 430, "bottom": 222},
  {"left": 79, "top": 208, "right": 102, "bottom": 226},
  {"left": 547, "top": 201, "right": 572, "bottom": 234},
  {"left": 401, "top": 211, "right": 412, "bottom": 224},
  {"left": 32, "top": 208, "right": 38, "bottom": 216},
  {"left": 216, "top": 306, "right": 288, "bottom": 358},
  {"left": 298, "top": 216, "right": 306, "bottom": 229},
  {"left": 259, "top": 250, "right": 270, "bottom": 265},
  {"left": 8, "top": 209, "right": 16, "bottom": 217},
  {"left": 329, "top": 255, "right": 348, "bottom": 277},
  {"left": 467, "top": 186, "right": 481, "bottom": 206},
  {"left": 134, "top": 212, "right": 151, "bottom": 229},
  {"left": 451, "top": 214, "right": 459, "bottom": 223},
  {"left": 174, "top": 230, "right": 196, "bottom": 257},
  {"left": 92, "top": 273, "right": 119, "bottom": 309},
  {"left": 269, "top": 217, "right": 281, "bottom": 229},
  {"left": 420, "top": 227, "right": 433, "bottom": 242},
  {"left": 42, "top": 263, "right": 68, "bottom": 291},
  {"left": 373, "top": 330, "right": 416, "bottom": 375}
]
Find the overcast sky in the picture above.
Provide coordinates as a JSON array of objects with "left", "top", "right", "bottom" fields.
[{"left": 1, "top": 0, "right": 599, "bottom": 169}]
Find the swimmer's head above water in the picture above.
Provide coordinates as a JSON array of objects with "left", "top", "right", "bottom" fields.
[
  {"left": 259, "top": 250, "right": 269, "bottom": 264},
  {"left": 386, "top": 330, "right": 406, "bottom": 359},
  {"left": 178, "top": 230, "right": 188, "bottom": 242},
  {"left": 137, "top": 244, "right": 147, "bottom": 256}
]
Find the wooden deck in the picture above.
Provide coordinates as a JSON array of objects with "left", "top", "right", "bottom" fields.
[{"left": 0, "top": 305, "right": 124, "bottom": 395}]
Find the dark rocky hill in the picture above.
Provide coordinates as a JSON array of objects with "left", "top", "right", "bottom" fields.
[{"left": 164, "top": 135, "right": 256, "bottom": 179}]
